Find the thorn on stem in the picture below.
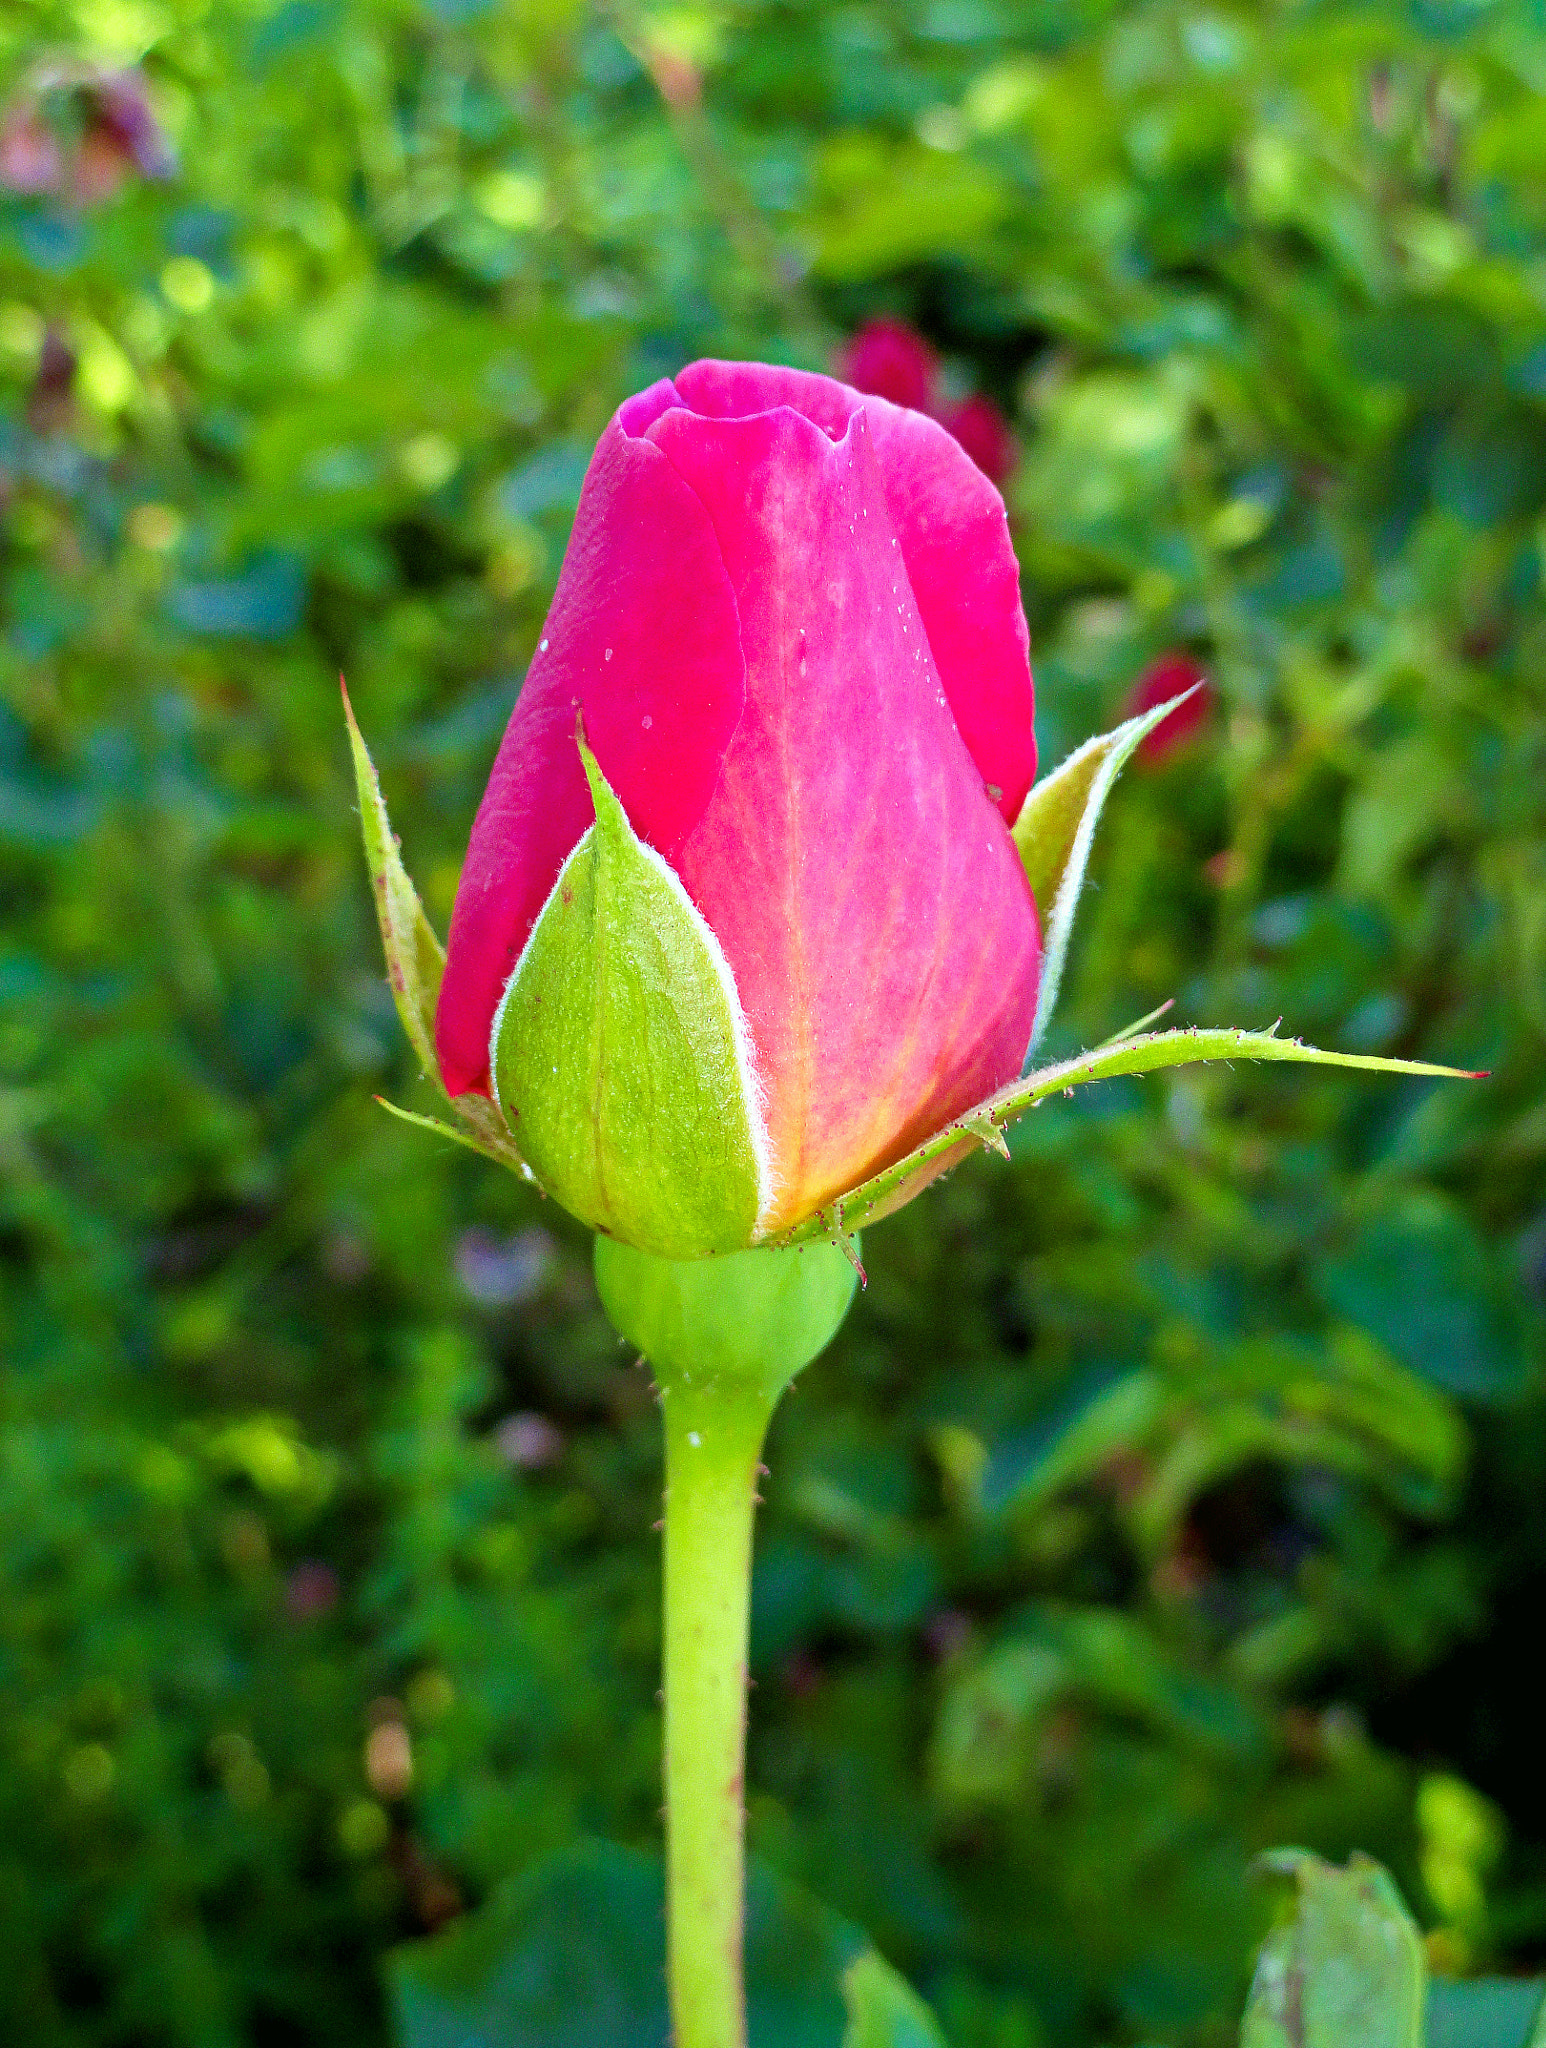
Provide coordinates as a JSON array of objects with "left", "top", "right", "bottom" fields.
[
  {"left": 823, "top": 1209, "right": 868, "bottom": 1287},
  {"left": 965, "top": 1110, "right": 1011, "bottom": 1160}
]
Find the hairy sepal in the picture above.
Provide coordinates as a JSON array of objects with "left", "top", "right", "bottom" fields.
[
  {"left": 777, "top": 1026, "right": 1482, "bottom": 1245},
  {"left": 1013, "top": 690, "right": 1199, "bottom": 1061},
  {"left": 490, "top": 735, "right": 770, "bottom": 1259},
  {"left": 343, "top": 685, "right": 530, "bottom": 1178}
]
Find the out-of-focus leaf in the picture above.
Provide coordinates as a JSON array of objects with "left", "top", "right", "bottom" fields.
[
  {"left": 932, "top": 1606, "right": 1262, "bottom": 1812},
  {"left": 1426, "top": 1978, "right": 1546, "bottom": 2048},
  {"left": 497, "top": 442, "right": 592, "bottom": 520},
  {"left": 388, "top": 1841, "right": 669, "bottom": 2048},
  {"left": 388, "top": 1840, "right": 873, "bottom": 2048},
  {"left": 167, "top": 552, "right": 307, "bottom": 638},
  {"left": 1241, "top": 1851, "right": 1424, "bottom": 2048},
  {"left": 1313, "top": 1196, "right": 1532, "bottom": 1402},
  {"left": 980, "top": 1369, "right": 1162, "bottom": 1516},
  {"left": 808, "top": 140, "right": 1008, "bottom": 277},
  {"left": 842, "top": 1948, "right": 947, "bottom": 2047}
]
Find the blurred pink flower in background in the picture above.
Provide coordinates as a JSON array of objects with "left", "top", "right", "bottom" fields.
[
  {"left": 0, "top": 64, "right": 173, "bottom": 206},
  {"left": 493, "top": 1412, "right": 566, "bottom": 1471},
  {"left": 933, "top": 392, "right": 1015, "bottom": 486},
  {"left": 1125, "top": 652, "right": 1214, "bottom": 763},
  {"left": 837, "top": 317, "right": 937, "bottom": 413},
  {"left": 285, "top": 1560, "right": 340, "bottom": 1622},
  {"left": 0, "top": 105, "right": 63, "bottom": 194},
  {"left": 839, "top": 317, "right": 1015, "bottom": 483}
]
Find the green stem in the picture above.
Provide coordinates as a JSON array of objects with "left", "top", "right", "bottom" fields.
[
  {"left": 660, "top": 1374, "right": 776, "bottom": 2048},
  {"left": 593, "top": 1235, "right": 859, "bottom": 2045}
]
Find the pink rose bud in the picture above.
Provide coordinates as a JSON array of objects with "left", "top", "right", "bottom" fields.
[
  {"left": 1125, "top": 653, "right": 1213, "bottom": 763},
  {"left": 436, "top": 360, "right": 1041, "bottom": 1255},
  {"left": 933, "top": 392, "right": 1016, "bottom": 485},
  {"left": 838, "top": 318, "right": 938, "bottom": 415}
]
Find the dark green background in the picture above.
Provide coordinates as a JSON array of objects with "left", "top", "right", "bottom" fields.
[{"left": 2, "top": 0, "right": 1544, "bottom": 2041}]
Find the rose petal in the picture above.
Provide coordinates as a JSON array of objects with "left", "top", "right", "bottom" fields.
[
  {"left": 645, "top": 398, "right": 1040, "bottom": 1228},
  {"left": 434, "top": 407, "right": 746, "bottom": 1096},
  {"left": 675, "top": 360, "right": 1035, "bottom": 823},
  {"left": 859, "top": 398, "right": 1034, "bottom": 820}
]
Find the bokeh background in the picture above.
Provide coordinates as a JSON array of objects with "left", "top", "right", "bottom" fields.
[{"left": 3, "top": 0, "right": 1545, "bottom": 2041}]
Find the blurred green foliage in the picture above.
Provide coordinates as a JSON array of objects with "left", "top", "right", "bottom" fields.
[{"left": 2, "top": 0, "right": 1544, "bottom": 2042}]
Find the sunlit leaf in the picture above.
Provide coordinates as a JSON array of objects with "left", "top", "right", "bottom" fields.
[
  {"left": 842, "top": 1948, "right": 947, "bottom": 2047},
  {"left": 1241, "top": 1851, "right": 1424, "bottom": 2048}
]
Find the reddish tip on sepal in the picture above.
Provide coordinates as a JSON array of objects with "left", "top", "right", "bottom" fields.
[{"left": 823, "top": 1222, "right": 867, "bottom": 1288}]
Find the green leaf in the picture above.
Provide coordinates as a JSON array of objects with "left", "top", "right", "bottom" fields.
[
  {"left": 389, "top": 1842, "right": 668, "bottom": 2048},
  {"left": 492, "top": 734, "right": 769, "bottom": 1257},
  {"left": 781, "top": 1028, "right": 1480, "bottom": 1244},
  {"left": 388, "top": 1838, "right": 875, "bottom": 2048},
  {"left": 1427, "top": 1979, "right": 1546, "bottom": 2048},
  {"left": 932, "top": 1606, "right": 1261, "bottom": 1813},
  {"left": 980, "top": 1370, "right": 1165, "bottom": 1517},
  {"left": 842, "top": 1948, "right": 947, "bottom": 2048},
  {"left": 1312, "top": 1193, "right": 1532, "bottom": 1403},
  {"left": 1241, "top": 1851, "right": 1424, "bottom": 2048},
  {"left": 1012, "top": 693, "right": 1195, "bottom": 1060}
]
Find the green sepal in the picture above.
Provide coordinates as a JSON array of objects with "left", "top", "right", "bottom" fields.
[
  {"left": 776, "top": 1026, "right": 1482, "bottom": 1245},
  {"left": 343, "top": 681, "right": 445, "bottom": 1079},
  {"left": 343, "top": 685, "right": 530, "bottom": 1180},
  {"left": 492, "top": 734, "right": 767, "bottom": 1258},
  {"left": 594, "top": 1237, "right": 858, "bottom": 1405},
  {"left": 1013, "top": 690, "right": 1197, "bottom": 1060},
  {"left": 1242, "top": 1850, "right": 1424, "bottom": 2048}
]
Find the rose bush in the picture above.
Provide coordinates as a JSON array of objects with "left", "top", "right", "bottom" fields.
[{"left": 434, "top": 359, "right": 1042, "bottom": 1255}]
